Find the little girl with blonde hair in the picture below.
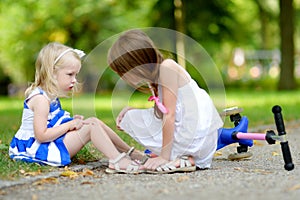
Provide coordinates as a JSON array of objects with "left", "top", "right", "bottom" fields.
[{"left": 9, "top": 42, "right": 144, "bottom": 174}]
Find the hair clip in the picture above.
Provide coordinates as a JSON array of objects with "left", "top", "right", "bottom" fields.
[
  {"left": 147, "top": 83, "right": 168, "bottom": 114},
  {"left": 54, "top": 48, "right": 86, "bottom": 65},
  {"left": 73, "top": 49, "right": 86, "bottom": 59}
]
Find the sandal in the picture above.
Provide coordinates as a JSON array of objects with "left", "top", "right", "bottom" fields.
[
  {"left": 146, "top": 155, "right": 196, "bottom": 174},
  {"left": 126, "top": 147, "right": 149, "bottom": 165},
  {"left": 105, "top": 152, "right": 144, "bottom": 174}
]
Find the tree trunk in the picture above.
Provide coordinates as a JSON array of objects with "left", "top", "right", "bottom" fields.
[
  {"left": 278, "top": 0, "right": 297, "bottom": 90},
  {"left": 254, "top": 0, "right": 272, "bottom": 49},
  {"left": 174, "top": 0, "right": 186, "bottom": 68}
]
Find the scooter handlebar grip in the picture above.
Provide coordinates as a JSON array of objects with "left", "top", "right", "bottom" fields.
[
  {"left": 280, "top": 141, "right": 294, "bottom": 171},
  {"left": 272, "top": 105, "right": 285, "bottom": 136}
]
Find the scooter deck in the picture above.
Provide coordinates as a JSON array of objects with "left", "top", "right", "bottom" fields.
[{"left": 220, "top": 107, "right": 243, "bottom": 117}]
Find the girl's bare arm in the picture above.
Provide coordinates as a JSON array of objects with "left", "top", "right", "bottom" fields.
[
  {"left": 28, "top": 95, "right": 82, "bottom": 143},
  {"left": 159, "top": 59, "right": 181, "bottom": 160}
]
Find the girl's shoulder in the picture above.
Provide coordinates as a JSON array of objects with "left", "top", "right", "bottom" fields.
[
  {"left": 25, "top": 87, "right": 51, "bottom": 105},
  {"left": 161, "top": 58, "right": 178, "bottom": 67},
  {"left": 26, "top": 87, "right": 48, "bottom": 100},
  {"left": 161, "top": 59, "right": 188, "bottom": 73},
  {"left": 160, "top": 59, "right": 191, "bottom": 82},
  {"left": 160, "top": 59, "right": 181, "bottom": 74}
]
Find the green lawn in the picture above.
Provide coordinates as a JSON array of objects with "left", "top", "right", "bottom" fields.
[
  {"left": 1, "top": 89, "right": 300, "bottom": 180},
  {"left": 224, "top": 89, "right": 300, "bottom": 127}
]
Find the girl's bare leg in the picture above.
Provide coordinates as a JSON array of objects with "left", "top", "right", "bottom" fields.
[
  {"left": 63, "top": 117, "right": 141, "bottom": 169},
  {"left": 98, "top": 119, "right": 145, "bottom": 160},
  {"left": 98, "top": 120, "right": 131, "bottom": 152}
]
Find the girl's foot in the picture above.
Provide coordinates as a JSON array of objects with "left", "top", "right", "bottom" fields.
[
  {"left": 105, "top": 152, "right": 145, "bottom": 174},
  {"left": 146, "top": 155, "right": 196, "bottom": 174}
]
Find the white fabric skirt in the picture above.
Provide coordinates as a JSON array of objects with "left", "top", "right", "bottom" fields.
[{"left": 119, "top": 107, "right": 219, "bottom": 169}]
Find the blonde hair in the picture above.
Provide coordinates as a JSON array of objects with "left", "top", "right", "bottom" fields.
[{"left": 25, "top": 42, "right": 81, "bottom": 99}]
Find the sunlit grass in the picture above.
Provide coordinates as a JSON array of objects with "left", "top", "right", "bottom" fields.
[{"left": 224, "top": 89, "right": 300, "bottom": 127}]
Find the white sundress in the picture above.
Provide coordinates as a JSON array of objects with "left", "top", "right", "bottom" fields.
[
  {"left": 119, "top": 76, "right": 224, "bottom": 169},
  {"left": 9, "top": 87, "right": 73, "bottom": 166}
]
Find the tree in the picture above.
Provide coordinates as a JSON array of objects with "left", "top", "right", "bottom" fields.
[
  {"left": 278, "top": 0, "right": 297, "bottom": 90},
  {"left": 150, "top": 0, "right": 238, "bottom": 52},
  {"left": 0, "top": 0, "right": 155, "bottom": 89},
  {"left": 254, "top": 0, "right": 279, "bottom": 49}
]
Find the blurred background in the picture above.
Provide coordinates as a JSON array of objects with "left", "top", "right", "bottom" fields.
[{"left": 0, "top": 0, "right": 299, "bottom": 95}]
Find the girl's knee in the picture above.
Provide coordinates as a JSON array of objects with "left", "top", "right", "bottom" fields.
[
  {"left": 85, "top": 117, "right": 101, "bottom": 125},
  {"left": 85, "top": 117, "right": 107, "bottom": 131}
]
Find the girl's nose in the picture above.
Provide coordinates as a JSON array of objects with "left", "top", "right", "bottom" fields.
[{"left": 72, "top": 77, "right": 77, "bottom": 83}]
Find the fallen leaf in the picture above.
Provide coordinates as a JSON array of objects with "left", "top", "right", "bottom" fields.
[
  {"left": 24, "top": 170, "right": 41, "bottom": 176},
  {"left": 253, "top": 140, "right": 264, "bottom": 146},
  {"left": 214, "top": 151, "right": 223, "bottom": 156},
  {"left": 81, "top": 181, "right": 95, "bottom": 185},
  {"left": 32, "top": 177, "right": 59, "bottom": 186},
  {"left": 287, "top": 184, "right": 300, "bottom": 191},
  {"left": 76, "top": 159, "right": 86, "bottom": 164},
  {"left": 81, "top": 168, "right": 94, "bottom": 176},
  {"left": 272, "top": 151, "right": 279, "bottom": 156},
  {"left": 60, "top": 170, "right": 78, "bottom": 179},
  {"left": 176, "top": 175, "right": 190, "bottom": 182}
]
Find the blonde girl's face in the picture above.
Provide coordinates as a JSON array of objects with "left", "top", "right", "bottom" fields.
[{"left": 54, "top": 54, "right": 81, "bottom": 95}]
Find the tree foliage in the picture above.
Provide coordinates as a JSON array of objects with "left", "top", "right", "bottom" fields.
[
  {"left": 0, "top": 0, "right": 299, "bottom": 92},
  {"left": 0, "top": 0, "right": 156, "bottom": 85}
]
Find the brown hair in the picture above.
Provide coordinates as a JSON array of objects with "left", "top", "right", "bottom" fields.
[{"left": 107, "top": 29, "right": 164, "bottom": 96}]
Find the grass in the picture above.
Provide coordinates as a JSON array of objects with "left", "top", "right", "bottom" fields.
[
  {"left": 1, "top": 89, "right": 300, "bottom": 180},
  {"left": 224, "top": 89, "right": 300, "bottom": 127}
]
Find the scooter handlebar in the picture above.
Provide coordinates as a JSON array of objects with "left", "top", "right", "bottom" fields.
[{"left": 272, "top": 105, "right": 294, "bottom": 171}]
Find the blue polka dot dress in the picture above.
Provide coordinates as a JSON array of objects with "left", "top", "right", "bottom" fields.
[{"left": 9, "top": 87, "right": 73, "bottom": 166}]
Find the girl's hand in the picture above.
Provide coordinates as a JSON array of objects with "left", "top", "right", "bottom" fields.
[
  {"left": 143, "top": 156, "right": 169, "bottom": 171},
  {"left": 73, "top": 115, "right": 84, "bottom": 120},
  {"left": 116, "top": 106, "right": 132, "bottom": 130},
  {"left": 69, "top": 118, "right": 85, "bottom": 131}
]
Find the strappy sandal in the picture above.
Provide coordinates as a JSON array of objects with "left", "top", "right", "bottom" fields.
[
  {"left": 126, "top": 147, "right": 149, "bottom": 165},
  {"left": 146, "top": 155, "right": 196, "bottom": 174},
  {"left": 105, "top": 152, "right": 144, "bottom": 174}
]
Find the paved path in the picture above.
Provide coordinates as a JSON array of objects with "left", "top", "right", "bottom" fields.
[{"left": 1, "top": 122, "right": 300, "bottom": 200}]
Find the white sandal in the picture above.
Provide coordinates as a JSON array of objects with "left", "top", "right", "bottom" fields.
[
  {"left": 105, "top": 152, "right": 144, "bottom": 174},
  {"left": 146, "top": 155, "right": 196, "bottom": 174},
  {"left": 126, "top": 147, "right": 149, "bottom": 165}
]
